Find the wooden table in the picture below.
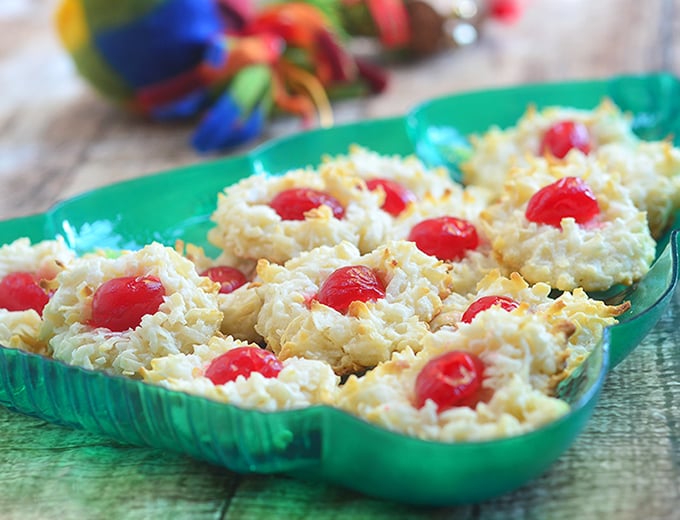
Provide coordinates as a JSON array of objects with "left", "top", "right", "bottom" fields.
[{"left": 1, "top": 1, "right": 679, "bottom": 518}]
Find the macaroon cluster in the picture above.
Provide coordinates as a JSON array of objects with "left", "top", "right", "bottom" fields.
[{"left": 1, "top": 100, "right": 676, "bottom": 442}]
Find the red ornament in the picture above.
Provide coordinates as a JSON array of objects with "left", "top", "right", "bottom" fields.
[{"left": 489, "top": 0, "right": 526, "bottom": 24}]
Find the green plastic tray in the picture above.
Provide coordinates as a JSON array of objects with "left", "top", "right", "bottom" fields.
[{"left": 0, "top": 73, "right": 678, "bottom": 505}]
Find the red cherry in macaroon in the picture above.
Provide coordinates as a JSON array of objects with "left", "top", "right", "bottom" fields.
[
  {"left": 414, "top": 350, "right": 486, "bottom": 412},
  {"left": 407, "top": 216, "right": 479, "bottom": 261},
  {"left": 365, "top": 178, "right": 416, "bottom": 217},
  {"left": 540, "top": 120, "right": 591, "bottom": 159},
  {"left": 201, "top": 266, "right": 247, "bottom": 294},
  {"left": 205, "top": 346, "right": 283, "bottom": 384},
  {"left": 316, "top": 265, "right": 386, "bottom": 314},
  {"left": 269, "top": 188, "right": 345, "bottom": 221},
  {"left": 89, "top": 275, "right": 166, "bottom": 332},
  {"left": 525, "top": 176, "right": 600, "bottom": 228},
  {"left": 461, "top": 295, "right": 520, "bottom": 324},
  {"left": 0, "top": 272, "right": 50, "bottom": 314}
]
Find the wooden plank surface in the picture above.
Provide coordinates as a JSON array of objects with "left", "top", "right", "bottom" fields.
[{"left": 1, "top": 0, "right": 679, "bottom": 518}]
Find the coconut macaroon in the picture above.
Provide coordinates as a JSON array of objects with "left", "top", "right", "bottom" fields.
[
  {"left": 211, "top": 285, "right": 263, "bottom": 344},
  {"left": 207, "top": 165, "right": 392, "bottom": 265},
  {"left": 431, "top": 270, "right": 627, "bottom": 370},
  {"left": 40, "top": 242, "right": 223, "bottom": 376},
  {"left": 336, "top": 307, "right": 572, "bottom": 442},
  {"left": 320, "top": 144, "right": 460, "bottom": 201},
  {"left": 255, "top": 240, "right": 453, "bottom": 376},
  {"left": 175, "top": 240, "right": 256, "bottom": 279},
  {"left": 390, "top": 184, "right": 493, "bottom": 235},
  {"left": 0, "top": 310, "right": 45, "bottom": 354},
  {"left": 594, "top": 140, "right": 680, "bottom": 237},
  {"left": 141, "top": 335, "right": 339, "bottom": 411},
  {"left": 461, "top": 99, "right": 680, "bottom": 236},
  {"left": 480, "top": 156, "right": 656, "bottom": 291},
  {"left": 461, "top": 100, "right": 635, "bottom": 198},
  {"left": 389, "top": 187, "right": 503, "bottom": 295},
  {"left": 176, "top": 241, "right": 263, "bottom": 343},
  {"left": 0, "top": 237, "right": 75, "bottom": 354},
  {"left": 0, "top": 237, "right": 74, "bottom": 278}
]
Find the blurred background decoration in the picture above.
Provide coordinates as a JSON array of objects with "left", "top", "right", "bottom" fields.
[{"left": 55, "top": 0, "right": 525, "bottom": 153}]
